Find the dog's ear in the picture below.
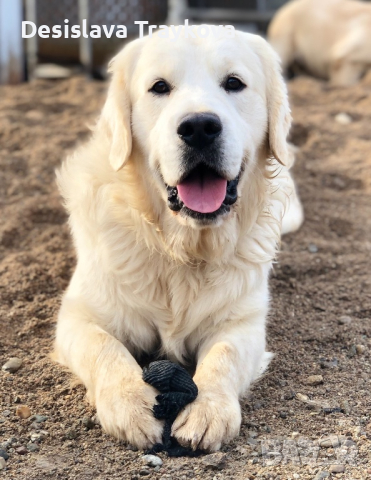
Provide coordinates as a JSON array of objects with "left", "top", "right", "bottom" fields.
[
  {"left": 253, "top": 36, "right": 292, "bottom": 165},
  {"left": 98, "top": 41, "right": 142, "bottom": 171},
  {"left": 265, "top": 47, "right": 291, "bottom": 165},
  {"left": 99, "top": 67, "right": 132, "bottom": 171}
]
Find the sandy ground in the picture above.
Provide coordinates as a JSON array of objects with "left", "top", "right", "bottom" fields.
[{"left": 0, "top": 73, "right": 371, "bottom": 480}]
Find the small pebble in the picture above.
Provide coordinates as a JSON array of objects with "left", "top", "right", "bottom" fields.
[
  {"left": 334, "top": 112, "right": 352, "bottom": 125},
  {"left": 314, "top": 472, "right": 330, "bottom": 480},
  {"left": 201, "top": 452, "right": 227, "bottom": 470},
  {"left": 338, "top": 316, "right": 352, "bottom": 325},
  {"left": 64, "top": 428, "right": 78, "bottom": 440},
  {"left": 348, "top": 345, "right": 357, "bottom": 357},
  {"left": 340, "top": 399, "right": 351, "bottom": 414},
  {"left": 0, "top": 449, "right": 9, "bottom": 460},
  {"left": 354, "top": 426, "right": 362, "bottom": 437},
  {"left": 291, "top": 432, "right": 300, "bottom": 439},
  {"left": 306, "top": 375, "right": 323, "bottom": 386},
  {"left": 279, "top": 411, "right": 288, "bottom": 419},
  {"left": 142, "top": 454, "right": 163, "bottom": 468},
  {"left": 16, "top": 405, "right": 31, "bottom": 419},
  {"left": 320, "top": 358, "right": 338, "bottom": 369},
  {"left": 30, "top": 431, "right": 47, "bottom": 443},
  {"left": 26, "top": 443, "right": 39, "bottom": 452},
  {"left": 15, "top": 446, "right": 28, "bottom": 455},
  {"left": 308, "top": 243, "right": 318, "bottom": 253},
  {"left": 33, "top": 415, "right": 48, "bottom": 423},
  {"left": 356, "top": 344, "right": 366, "bottom": 355},
  {"left": 0, "top": 457, "right": 6, "bottom": 469},
  {"left": 296, "top": 393, "right": 309, "bottom": 402},
  {"left": 2, "top": 410, "right": 11, "bottom": 417},
  {"left": 293, "top": 474, "right": 300, "bottom": 479},
  {"left": 2, "top": 357, "right": 22, "bottom": 373},
  {"left": 320, "top": 435, "right": 341, "bottom": 448},
  {"left": 329, "top": 464, "right": 345, "bottom": 473},
  {"left": 81, "top": 417, "right": 95, "bottom": 430}
]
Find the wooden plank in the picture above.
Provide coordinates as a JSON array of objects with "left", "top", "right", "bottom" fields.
[{"left": 0, "top": 0, "right": 24, "bottom": 84}]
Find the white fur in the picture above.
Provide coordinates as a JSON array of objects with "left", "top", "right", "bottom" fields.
[{"left": 54, "top": 27, "right": 303, "bottom": 452}]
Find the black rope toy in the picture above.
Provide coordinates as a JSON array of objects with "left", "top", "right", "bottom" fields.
[{"left": 142, "top": 360, "right": 204, "bottom": 457}]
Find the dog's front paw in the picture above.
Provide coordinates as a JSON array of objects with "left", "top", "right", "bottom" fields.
[
  {"left": 95, "top": 375, "right": 163, "bottom": 450},
  {"left": 171, "top": 391, "right": 241, "bottom": 452}
]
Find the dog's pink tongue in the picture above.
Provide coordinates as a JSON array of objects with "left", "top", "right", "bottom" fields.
[{"left": 177, "top": 169, "right": 227, "bottom": 213}]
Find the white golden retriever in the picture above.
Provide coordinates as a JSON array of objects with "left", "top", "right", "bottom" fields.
[
  {"left": 55, "top": 26, "right": 303, "bottom": 452},
  {"left": 268, "top": 0, "right": 371, "bottom": 86}
]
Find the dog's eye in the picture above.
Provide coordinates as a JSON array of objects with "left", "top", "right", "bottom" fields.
[
  {"left": 150, "top": 81, "right": 170, "bottom": 95},
  {"left": 224, "top": 77, "right": 245, "bottom": 92}
]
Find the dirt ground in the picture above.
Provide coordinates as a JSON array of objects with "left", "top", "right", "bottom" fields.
[{"left": 0, "top": 72, "right": 371, "bottom": 480}]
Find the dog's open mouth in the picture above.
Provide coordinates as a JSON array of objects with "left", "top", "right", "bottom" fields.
[{"left": 166, "top": 164, "right": 239, "bottom": 220}]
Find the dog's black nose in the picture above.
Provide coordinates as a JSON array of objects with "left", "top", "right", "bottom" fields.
[{"left": 177, "top": 113, "right": 222, "bottom": 149}]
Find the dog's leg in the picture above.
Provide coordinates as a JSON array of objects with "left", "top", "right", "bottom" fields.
[
  {"left": 329, "top": 59, "right": 366, "bottom": 87},
  {"left": 281, "top": 173, "right": 304, "bottom": 235},
  {"left": 54, "top": 296, "right": 163, "bottom": 449},
  {"left": 172, "top": 318, "right": 269, "bottom": 452}
]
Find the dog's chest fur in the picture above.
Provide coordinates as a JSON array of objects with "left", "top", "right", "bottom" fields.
[{"left": 75, "top": 218, "right": 269, "bottom": 362}]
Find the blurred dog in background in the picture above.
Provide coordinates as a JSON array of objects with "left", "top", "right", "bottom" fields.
[{"left": 268, "top": 0, "right": 371, "bottom": 86}]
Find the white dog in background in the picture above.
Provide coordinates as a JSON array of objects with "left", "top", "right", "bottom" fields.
[
  {"left": 55, "top": 27, "right": 303, "bottom": 452},
  {"left": 268, "top": 0, "right": 371, "bottom": 86}
]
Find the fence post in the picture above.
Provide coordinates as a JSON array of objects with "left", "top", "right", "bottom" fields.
[
  {"left": 0, "top": 0, "right": 24, "bottom": 84},
  {"left": 79, "top": 0, "right": 93, "bottom": 75},
  {"left": 25, "top": 0, "right": 37, "bottom": 80}
]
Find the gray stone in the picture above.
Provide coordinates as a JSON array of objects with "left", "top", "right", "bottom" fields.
[
  {"left": 314, "top": 472, "right": 330, "bottom": 480},
  {"left": 33, "top": 415, "right": 48, "bottom": 424},
  {"left": 0, "top": 449, "right": 9, "bottom": 460},
  {"left": 26, "top": 443, "right": 39, "bottom": 452},
  {"left": 201, "top": 453, "right": 227, "bottom": 470},
  {"left": 142, "top": 454, "right": 163, "bottom": 468},
  {"left": 338, "top": 316, "right": 352, "bottom": 325},
  {"left": 348, "top": 345, "right": 357, "bottom": 357},
  {"left": 2, "top": 357, "right": 22, "bottom": 373},
  {"left": 64, "top": 428, "right": 78, "bottom": 440},
  {"left": 2, "top": 410, "right": 11, "bottom": 417},
  {"left": 329, "top": 464, "right": 345, "bottom": 473},
  {"left": 308, "top": 243, "right": 318, "bottom": 253},
  {"left": 340, "top": 400, "right": 351, "bottom": 414},
  {"left": 0, "top": 457, "right": 6, "bottom": 469},
  {"left": 81, "top": 417, "right": 95, "bottom": 430},
  {"left": 320, "top": 435, "right": 341, "bottom": 448}
]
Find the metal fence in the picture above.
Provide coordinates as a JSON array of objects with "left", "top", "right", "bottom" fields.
[
  {"left": 30, "top": 0, "right": 168, "bottom": 67},
  {"left": 23, "top": 0, "right": 289, "bottom": 80}
]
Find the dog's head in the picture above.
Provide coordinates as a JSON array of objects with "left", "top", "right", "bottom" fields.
[{"left": 98, "top": 27, "right": 291, "bottom": 228}]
